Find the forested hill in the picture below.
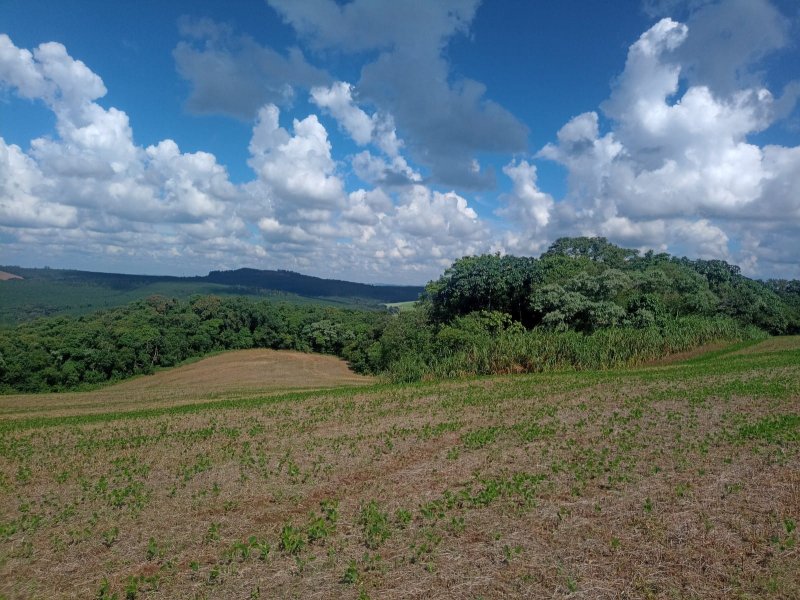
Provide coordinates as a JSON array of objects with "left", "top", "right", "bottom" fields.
[
  {"left": 0, "top": 266, "right": 423, "bottom": 300},
  {"left": 0, "top": 265, "right": 423, "bottom": 324},
  {"left": 205, "top": 268, "right": 422, "bottom": 302}
]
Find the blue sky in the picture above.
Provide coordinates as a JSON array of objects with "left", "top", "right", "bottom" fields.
[{"left": 1, "top": 0, "right": 799, "bottom": 283}]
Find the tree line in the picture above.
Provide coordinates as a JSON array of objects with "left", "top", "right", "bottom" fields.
[
  {"left": 1, "top": 237, "right": 798, "bottom": 392},
  {"left": 0, "top": 297, "right": 389, "bottom": 393},
  {"left": 375, "top": 237, "right": 799, "bottom": 381}
]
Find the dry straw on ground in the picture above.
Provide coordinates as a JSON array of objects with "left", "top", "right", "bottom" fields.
[{"left": 0, "top": 341, "right": 797, "bottom": 599}]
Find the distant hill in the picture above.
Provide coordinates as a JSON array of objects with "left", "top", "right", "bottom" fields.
[
  {"left": 0, "top": 266, "right": 423, "bottom": 325},
  {"left": 205, "top": 268, "right": 422, "bottom": 303}
]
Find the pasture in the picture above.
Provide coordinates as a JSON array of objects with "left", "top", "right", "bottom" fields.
[{"left": 0, "top": 340, "right": 797, "bottom": 599}]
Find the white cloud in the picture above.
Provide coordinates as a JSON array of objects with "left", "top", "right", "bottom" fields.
[
  {"left": 269, "top": 0, "right": 528, "bottom": 189},
  {"left": 0, "top": 35, "right": 250, "bottom": 267},
  {"left": 0, "top": 137, "right": 77, "bottom": 228},
  {"left": 645, "top": 0, "right": 794, "bottom": 96},
  {"left": 392, "top": 185, "right": 482, "bottom": 240},
  {"left": 533, "top": 16, "right": 800, "bottom": 276},
  {"left": 248, "top": 104, "right": 344, "bottom": 211},
  {"left": 499, "top": 160, "right": 554, "bottom": 230},
  {"left": 311, "top": 81, "right": 421, "bottom": 186},
  {"left": 310, "top": 81, "right": 374, "bottom": 146},
  {"left": 343, "top": 188, "right": 393, "bottom": 226},
  {"left": 0, "top": 35, "right": 105, "bottom": 108}
]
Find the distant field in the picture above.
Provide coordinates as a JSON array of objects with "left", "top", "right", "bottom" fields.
[
  {"left": 0, "top": 349, "right": 373, "bottom": 421},
  {"left": 385, "top": 300, "right": 417, "bottom": 312},
  {"left": 0, "top": 339, "right": 797, "bottom": 599}
]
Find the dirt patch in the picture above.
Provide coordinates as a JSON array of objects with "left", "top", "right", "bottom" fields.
[
  {"left": 643, "top": 342, "right": 730, "bottom": 365},
  {"left": 732, "top": 335, "right": 800, "bottom": 355},
  {"left": 0, "top": 271, "right": 22, "bottom": 281}
]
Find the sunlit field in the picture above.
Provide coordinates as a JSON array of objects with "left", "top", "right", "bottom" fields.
[
  {"left": 0, "top": 349, "right": 372, "bottom": 421},
  {"left": 1, "top": 339, "right": 798, "bottom": 599}
]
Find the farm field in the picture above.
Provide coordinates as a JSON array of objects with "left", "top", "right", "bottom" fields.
[
  {"left": 0, "top": 339, "right": 798, "bottom": 599},
  {"left": 0, "top": 350, "right": 373, "bottom": 421}
]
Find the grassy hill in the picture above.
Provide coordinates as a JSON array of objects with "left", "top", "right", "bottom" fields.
[
  {"left": 0, "top": 338, "right": 797, "bottom": 598},
  {"left": 0, "top": 266, "right": 423, "bottom": 325}
]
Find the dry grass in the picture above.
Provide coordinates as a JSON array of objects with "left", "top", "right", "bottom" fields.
[
  {"left": 0, "top": 349, "right": 372, "bottom": 420},
  {"left": 0, "top": 338, "right": 797, "bottom": 599},
  {"left": 0, "top": 271, "right": 22, "bottom": 281}
]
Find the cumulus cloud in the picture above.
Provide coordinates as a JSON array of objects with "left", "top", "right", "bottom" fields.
[
  {"left": 644, "top": 1, "right": 794, "bottom": 89},
  {"left": 310, "top": 81, "right": 374, "bottom": 146},
  {"left": 171, "top": 2, "right": 529, "bottom": 188},
  {"left": 1, "top": 34, "right": 497, "bottom": 283},
  {"left": 268, "top": 0, "right": 528, "bottom": 189},
  {"left": 0, "top": 138, "right": 77, "bottom": 228},
  {"left": 310, "top": 81, "right": 421, "bottom": 186},
  {"left": 499, "top": 160, "right": 554, "bottom": 231},
  {"left": 531, "top": 16, "right": 800, "bottom": 276},
  {"left": 248, "top": 104, "right": 344, "bottom": 213},
  {"left": 173, "top": 17, "right": 329, "bottom": 119},
  {"left": 392, "top": 185, "right": 482, "bottom": 240},
  {"left": 0, "top": 35, "right": 248, "bottom": 269},
  {"left": 243, "top": 102, "right": 489, "bottom": 277}
]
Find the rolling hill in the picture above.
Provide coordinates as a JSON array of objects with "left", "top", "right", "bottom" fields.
[{"left": 0, "top": 266, "right": 423, "bottom": 325}]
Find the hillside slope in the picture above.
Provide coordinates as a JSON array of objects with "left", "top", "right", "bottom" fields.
[
  {"left": 0, "top": 349, "right": 372, "bottom": 420},
  {"left": 0, "top": 266, "right": 422, "bottom": 324},
  {"left": 1, "top": 337, "right": 797, "bottom": 598}
]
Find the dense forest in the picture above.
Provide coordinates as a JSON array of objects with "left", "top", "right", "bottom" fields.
[
  {"left": 0, "top": 298, "right": 389, "bottom": 393},
  {"left": 1, "top": 237, "right": 798, "bottom": 392}
]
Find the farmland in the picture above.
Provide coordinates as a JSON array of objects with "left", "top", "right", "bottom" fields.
[
  {"left": 1, "top": 338, "right": 797, "bottom": 599},
  {"left": 0, "top": 349, "right": 372, "bottom": 422}
]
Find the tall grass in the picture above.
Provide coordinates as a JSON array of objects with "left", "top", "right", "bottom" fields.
[{"left": 384, "top": 316, "right": 765, "bottom": 382}]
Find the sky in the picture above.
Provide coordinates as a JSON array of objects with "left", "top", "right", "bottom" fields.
[{"left": 1, "top": 0, "right": 799, "bottom": 284}]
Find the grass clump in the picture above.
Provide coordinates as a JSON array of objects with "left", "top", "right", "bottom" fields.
[{"left": 358, "top": 501, "right": 392, "bottom": 549}]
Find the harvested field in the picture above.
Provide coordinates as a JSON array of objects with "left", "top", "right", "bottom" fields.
[
  {"left": 0, "top": 349, "right": 373, "bottom": 420},
  {"left": 0, "top": 338, "right": 798, "bottom": 599}
]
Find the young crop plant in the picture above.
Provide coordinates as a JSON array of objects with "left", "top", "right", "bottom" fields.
[
  {"left": 358, "top": 500, "right": 392, "bottom": 549},
  {"left": 462, "top": 426, "right": 501, "bottom": 450},
  {"left": 394, "top": 508, "right": 412, "bottom": 529},
  {"left": 306, "top": 514, "right": 333, "bottom": 543},
  {"left": 97, "top": 577, "right": 117, "bottom": 600},
  {"left": 501, "top": 543, "right": 523, "bottom": 564},
  {"left": 341, "top": 560, "right": 359, "bottom": 585},
  {"left": 145, "top": 537, "right": 160, "bottom": 561},
  {"left": 279, "top": 524, "right": 306, "bottom": 555},
  {"left": 204, "top": 522, "right": 221, "bottom": 543}
]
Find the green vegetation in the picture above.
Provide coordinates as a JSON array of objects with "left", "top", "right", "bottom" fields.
[
  {"left": 0, "top": 297, "right": 388, "bottom": 393},
  {"left": 2, "top": 237, "right": 798, "bottom": 393},
  {"left": 374, "top": 237, "right": 798, "bottom": 381},
  {"left": 0, "top": 265, "right": 422, "bottom": 325}
]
